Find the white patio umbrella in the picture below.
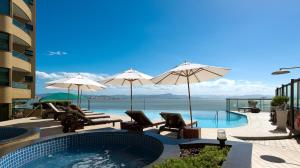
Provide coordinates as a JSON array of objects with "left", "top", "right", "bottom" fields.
[
  {"left": 100, "top": 68, "right": 153, "bottom": 111},
  {"left": 46, "top": 75, "right": 106, "bottom": 106},
  {"left": 152, "top": 61, "right": 230, "bottom": 127}
]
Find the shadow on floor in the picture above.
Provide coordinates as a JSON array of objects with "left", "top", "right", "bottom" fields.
[
  {"left": 260, "top": 155, "right": 285, "bottom": 163},
  {"left": 261, "top": 155, "right": 300, "bottom": 166}
]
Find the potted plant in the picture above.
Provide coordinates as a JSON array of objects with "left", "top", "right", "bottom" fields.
[
  {"left": 248, "top": 100, "right": 258, "bottom": 108},
  {"left": 271, "top": 96, "right": 289, "bottom": 131}
]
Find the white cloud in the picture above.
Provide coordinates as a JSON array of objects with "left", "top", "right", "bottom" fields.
[
  {"left": 36, "top": 71, "right": 62, "bottom": 79},
  {"left": 48, "top": 51, "right": 68, "bottom": 56},
  {"left": 36, "top": 71, "right": 107, "bottom": 81},
  {"left": 36, "top": 71, "right": 275, "bottom": 96}
]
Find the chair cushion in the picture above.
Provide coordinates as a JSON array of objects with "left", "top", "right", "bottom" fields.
[
  {"left": 125, "top": 111, "right": 153, "bottom": 127},
  {"left": 160, "top": 112, "right": 186, "bottom": 128}
]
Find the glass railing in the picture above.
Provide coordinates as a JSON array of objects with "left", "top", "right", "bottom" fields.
[
  {"left": 23, "top": 0, "right": 33, "bottom": 6},
  {"left": 226, "top": 98, "right": 272, "bottom": 112},
  {"left": 12, "top": 81, "right": 30, "bottom": 89},
  {"left": 13, "top": 19, "right": 31, "bottom": 34},
  {"left": 13, "top": 50, "right": 31, "bottom": 62}
]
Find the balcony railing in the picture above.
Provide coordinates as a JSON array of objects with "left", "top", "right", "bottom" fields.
[
  {"left": 23, "top": 0, "right": 33, "bottom": 6},
  {"left": 12, "top": 81, "right": 30, "bottom": 89},
  {"left": 13, "top": 19, "right": 32, "bottom": 34},
  {"left": 13, "top": 50, "right": 31, "bottom": 62},
  {"left": 226, "top": 98, "right": 272, "bottom": 112},
  {"left": 276, "top": 78, "right": 300, "bottom": 130}
]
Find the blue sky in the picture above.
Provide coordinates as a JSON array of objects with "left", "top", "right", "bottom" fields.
[{"left": 36, "top": 0, "right": 300, "bottom": 95}]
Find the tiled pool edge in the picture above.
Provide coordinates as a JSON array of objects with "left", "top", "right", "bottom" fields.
[
  {"left": 0, "top": 127, "right": 40, "bottom": 157},
  {"left": 0, "top": 131, "right": 164, "bottom": 168}
]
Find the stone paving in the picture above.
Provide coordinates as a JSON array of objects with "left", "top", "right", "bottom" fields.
[
  {"left": 252, "top": 144, "right": 300, "bottom": 168},
  {"left": 247, "top": 138, "right": 300, "bottom": 153}
]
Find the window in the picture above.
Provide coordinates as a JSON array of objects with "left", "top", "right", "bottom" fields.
[
  {"left": 0, "top": 32, "right": 9, "bottom": 51},
  {"left": 0, "top": 104, "right": 9, "bottom": 121},
  {"left": 0, "top": 68, "right": 10, "bottom": 86},
  {"left": 0, "top": 0, "right": 10, "bottom": 15}
]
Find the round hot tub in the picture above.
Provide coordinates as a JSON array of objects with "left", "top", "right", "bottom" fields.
[
  {"left": 0, "top": 127, "right": 40, "bottom": 157},
  {"left": 0, "top": 127, "right": 28, "bottom": 142},
  {"left": 0, "top": 131, "right": 164, "bottom": 168}
]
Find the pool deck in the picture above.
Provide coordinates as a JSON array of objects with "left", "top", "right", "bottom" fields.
[{"left": 0, "top": 112, "right": 299, "bottom": 168}]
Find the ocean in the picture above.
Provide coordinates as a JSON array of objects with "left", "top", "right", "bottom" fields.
[{"left": 79, "top": 97, "right": 271, "bottom": 112}]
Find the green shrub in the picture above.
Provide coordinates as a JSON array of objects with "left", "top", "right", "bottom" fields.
[
  {"left": 271, "top": 96, "right": 289, "bottom": 106},
  {"left": 153, "top": 146, "right": 230, "bottom": 168}
]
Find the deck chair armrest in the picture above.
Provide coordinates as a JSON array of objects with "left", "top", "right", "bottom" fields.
[
  {"left": 186, "top": 121, "right": 198, "bottom": 127},
  {"left": 152, "top": 121, "right": 166, "bottom": 126}
]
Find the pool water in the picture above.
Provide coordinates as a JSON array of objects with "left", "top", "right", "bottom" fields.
[
  {"left": 22, "top": 145, "right": 156, "bottom": 168},
  {"left": 93, "top": 109, "right": 248, "bottom": 128}
]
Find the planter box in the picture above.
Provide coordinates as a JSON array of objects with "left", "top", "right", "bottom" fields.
[{"left": 276, "top": 109, "right": 288, "bottom": 131}]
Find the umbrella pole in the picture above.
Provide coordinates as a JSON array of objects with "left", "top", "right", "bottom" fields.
[
  {"left": 80, "top": 90, "right": 82, "bottom": 108},
  {"left": 130, "top": 81, "right": 133, "bottom": 111},
  {"left": 77, "top": 85, "right": 79, "bottom": 106},
  {"left": 68, "top": 87, "right": 70, "bottom": 101},
  {"left": 187, "top": 76, "right": 193, "bottom": 128}
]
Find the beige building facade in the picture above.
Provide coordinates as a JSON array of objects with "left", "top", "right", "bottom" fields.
[{"left": 0, "top": 0, "right": 36, "bottom": 121}]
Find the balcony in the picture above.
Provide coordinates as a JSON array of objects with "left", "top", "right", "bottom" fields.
[
  {"left": 12, "top": 1, "right": 32, "bottom": 21},
  {"left": 13, "top": 19, "right": 32, "bottom": 35},
  {"left": 12, "top": 81, "right": 30, "bottom": 89},
  {"left": 13, "top": 50, "right": 31, "bottom": 62},
  {"left": 23, "top": 0, "right": 33, "bottom": 6}
]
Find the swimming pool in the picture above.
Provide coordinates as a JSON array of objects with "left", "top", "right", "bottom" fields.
[{"left": 93, "top": 109, "right": 248, "bottom": 128}]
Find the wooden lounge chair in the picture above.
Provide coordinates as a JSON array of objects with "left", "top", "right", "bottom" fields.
[
  {"left": 61, "top": 111, "right": 122, "bottom": 133},
  {"left": 69, "top": 104, "right": 105, "bottom": 116},
  {"left": 47, "top": 103, "right": 68, "bottom": 120},
  {"left": 68, "top": 109, "right": 111, "bottom": 120},
  {"left": 121, "top": 111, "right": 165, "bottom": 132},
  {"left": 49, "top": 103, "right": 109, "bottom": 120},
  {"left": 159, "top": 112, "right": 198, "bottom": 139}
]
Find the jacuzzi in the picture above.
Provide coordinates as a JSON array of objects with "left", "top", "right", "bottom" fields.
[
  {"left": 0, "top": 127, "right": 40, "bottom": 157},
  {"left": 0, "top": 131, "right": 164, "bottom": 168}
]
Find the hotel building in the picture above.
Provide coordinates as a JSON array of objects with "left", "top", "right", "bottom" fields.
[{"left": 0, "top": 0, "right": 36, "bottom": 121}]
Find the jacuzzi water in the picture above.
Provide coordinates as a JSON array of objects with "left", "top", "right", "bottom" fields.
[
  {"left": 0, "top": 132, "right": 163, "bottom": 168},
  {"left": 93, "top": 109, "right": 248, "bottom": 128},
  {"left": 0, "top": 127, "right": 28, "bottom": 141},
  {"left": 22, "top": 145, "right": 155, "bottom": 168}
]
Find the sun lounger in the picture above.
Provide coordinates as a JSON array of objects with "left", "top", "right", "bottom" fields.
[
  {"left": 61, "top": 111, "right": 122, "bottom": 133},
  {"left": 69, "top": 109, "right": 110, "bottom": 120},
  {"left": 48, "top": 103, "right": 109, "bottom": 120},
  {"left": 47, "top": 103, "right": 67, "bottom": 120},
  {"left": 121, "top": 111, "right": 165, "bottom": 132},
  {"left": 159, "top": 112, "right": 198, "bottom": 139},
  {"left": 69, "top": 105, "right": 104, "bottom": 116}
]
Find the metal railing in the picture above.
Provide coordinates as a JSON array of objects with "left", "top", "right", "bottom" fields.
[
  {"left": 12, "top": 50, "right": 31, "bottom": 62},
  {"left": 226, "top": 98, "right": 272, "bottom": 112},
  {"left": 276, "top": 78, "right": 300, "bottom": 129},
  {"left": 12, "top": 81, "right": 30, "bottom": 89},
  {"left": 12, "top": 19, "right": 31, "bottom": 34}
]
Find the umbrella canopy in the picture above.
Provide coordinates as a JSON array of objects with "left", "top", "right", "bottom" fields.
[
  {"left": 100, "top": 68, "right": 153, "bottom": 110},
  {"left": 47, "top": 75, "right": 106, "bottom": 106},
  {"left": 152, "top": 61, "right": 230, "bottom": 127},
  {"left": 40, "top": 92, "right": 81, "bottom": 102}
]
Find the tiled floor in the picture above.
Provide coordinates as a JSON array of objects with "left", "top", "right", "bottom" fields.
[
  {"left": 247, "top": 138, "right": 300, "bottom": 153},
  {"left": 252, "top": 144, "right": 300, "bottom": 168}
]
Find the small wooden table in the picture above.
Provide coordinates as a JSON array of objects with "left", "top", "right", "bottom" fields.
[
  {"left": 183, "top": 127, "right": 201, "bottom": 139},
  {"left": 238, "top": 107, "right": 253, "bottom": 113}
]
